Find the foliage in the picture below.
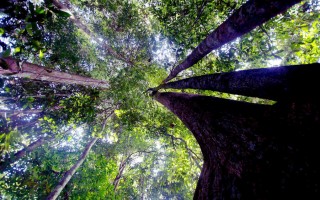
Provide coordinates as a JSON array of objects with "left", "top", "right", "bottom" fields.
[{"left": 1, "top": 0, "right": 319, "bottom": 199}]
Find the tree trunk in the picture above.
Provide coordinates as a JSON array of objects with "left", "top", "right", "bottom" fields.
[
  {"left": 153, "top": 92, "right": 320, "bottom": 199},
  {"left": 163, "top": 0, "right": 302, "bottom": 83},
  {"left": 0, "top": 57, "right": 109, "bottom": 88},
  {"left": 113, "top": 150, "right": 156, "bottom": 191},
  {"left": 46, "top": 137, "right": 98, "bottom": 200},
  {"left": 0, "top": 137, "right": 46, "bottom": 172},
  {"left": 0, "top": 109, "right": 43, "bottom": 117},
  {"left": 0, "top": 126, "right": 74, "bottom": 172},
  {"left": 158, "top": 63, "right": 320, "bottom": 101},
  {"left": 113, "top": 159, "right": 127, "bottom": 191},
  {"left": 51, "top": 0, "right": 133, "bottom": 65}
]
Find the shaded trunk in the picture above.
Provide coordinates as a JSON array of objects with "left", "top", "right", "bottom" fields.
[
  {"left": 46, "top": 137, "right": 98, "bottom": 200},
  {"left": 0, "top": 57, "right": 109, "bottom": 88},
  {"left": 0, "top": 106, "right": 63, "bottom": 118},
  {"left": 0, "top": 127, "right": 74, "bottom": 171},
  {"left": 163, "top": 0, "right": 302, "bottom": 83},
  {"left": 159, "top": 63, "right": 320, "bottom": 101},
  {"left": 0, "top": 137, "right": 47, "bottom": 172},
  {"left": 154, "top": 92, "right": 320, "bottom": 199},
  {"left": 51, "top": 0, "right": 133, "bottom": 65},
  {"left": 0, "top": 109, "right": 42, "bottom": 117},
  {"left": 0, "top": 94, "right": 69, "bottom": 101}
]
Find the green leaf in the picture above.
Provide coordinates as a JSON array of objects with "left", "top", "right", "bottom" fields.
[
  {"left": 56, "top": 10, "right": 71, "bottom": 18},
  {"left": 35, "top": 7, "right": 46, "bottom": 14},
  {"left": 32, "top": 40, "right": 41, "bottom": 49},
  {"left": 26, "top": 23, "right": 33, "bottom": 36},
  {"left": 0, "top": 28, "right": 4, "bottom": 36},
  {"left": 39, "top": 50, "right": 44, "bottom": 59},
  {"left": 14, "top": 47, "right": 21, "bottom": 53},
  {"left": 0, "top": 48, "right": 11, "bottom": 58}
]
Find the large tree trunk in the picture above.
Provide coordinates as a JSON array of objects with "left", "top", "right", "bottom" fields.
[
  {"left": 163, "top": 0, "right": 302, "bottom": 83},
  {"left": 0, "top": 57, "right": 109, "bottom": 88},
  {"left": 51, "top": 0, "right": 133, "bottom": 65},
  {"left": 158, "top": 63, "right": 320, "bottom": 101},
  {"left": 46, "top": 137, "right": 98, "bottom": 200},
  {"left": 154, "top": 92, "right": 320, "bottom": 199}
]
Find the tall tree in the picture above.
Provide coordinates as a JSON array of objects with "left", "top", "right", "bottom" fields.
[
  {"left": 153, "top": 91, "right": 320, "bottom": 199},
  {"left": 163, "top": 0, "right": 302, "bottom": 83},
  {"left": 152, "top": 64, "right": 320, "bottom": 199},
  {"left": 0, "top": 58, "right": 108, "bottom": 88},
  {"left": 46, "top": 137, "right": 98, "bottom": 200}
]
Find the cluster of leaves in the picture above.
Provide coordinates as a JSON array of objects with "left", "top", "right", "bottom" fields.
[{"left": 0, "top": 0, "right": 70, "bottom": 58}]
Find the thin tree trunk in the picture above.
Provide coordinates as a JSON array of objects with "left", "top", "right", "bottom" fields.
[
  {"left": 51, "top": 0, "right": 133, "bottom": 65},
  {"left": 163, "top": 0, "right": 302, "bottom": 83},
  {"left": 0, "top": 137, "right": 46, "bottom": 172},
  {"left": 113, "top": 150, "right": 155, "bottom": 191},
  {"left": 158, "top": 63, "right": 320, "bottom": 101},
  {"left": 0, "top": 94, "right": 69, "bottom": 101},
  {"left": 0, "top": 127, "right": 74, "bottom": 172},
  {"left": 46, "top": 137, "right": 98, "bottom": 200},
  {"left": 113, "top": 159, "right": 127, "bottom": 191},
  {"left": 0, "top": 106, "right": 63, "bottom": 118},
  {"left": 153, "top": 92, "right": 320, "bottom": 199},
  {"left": 0, "top": 57, "right": 109, "bottom": 88},
  {"left": 0, "top": 109, "right": 43, "bottom": 117}
]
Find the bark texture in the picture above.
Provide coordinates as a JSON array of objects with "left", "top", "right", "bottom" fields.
[
  {"left": 159, "top": 63, "right": 320, "bottom": 101},
  {"left": 154, "top": 92, "right": 320, "bottom": 199},
  {"left": 0, "top": 57, "right": 109, "bottom": 88},
  {"left": 163, "top": 0, "right": 302, "bottom": 83},
  {"left": 46, "top": 137, "right": 98, "bottom": 200}
]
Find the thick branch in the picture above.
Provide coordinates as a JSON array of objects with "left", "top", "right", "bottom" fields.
[
  {"left": 163, "top": 0, "right": 302, "bottom": 82},
  {"left": 158, "top": 63, "right": 320, "bottom": 101}
]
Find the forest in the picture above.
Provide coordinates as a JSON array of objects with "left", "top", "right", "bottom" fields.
[{"left": 0, "top": 0, "right": 320, "bottom": 199}]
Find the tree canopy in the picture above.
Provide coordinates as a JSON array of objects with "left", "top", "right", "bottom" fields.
[{"left": 0, "top": 0, "right": 319, "bottom": 199}]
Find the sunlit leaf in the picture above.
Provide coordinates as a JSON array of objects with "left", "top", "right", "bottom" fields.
[
  {"left": 0, "top": 28, "right": 4, "bottom": 36},
  {"left": 39, "top": 49, "right": 44, "bottom": 59}
]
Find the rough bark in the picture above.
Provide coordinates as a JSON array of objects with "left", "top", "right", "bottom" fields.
[
  {"left": 46, "top": 137, "right": 98, "bottom": 200},
  {"left": 51, "top": 0, "right": 133, "bottom": 65},
  {"left": 154, "top": 92, "right": 320, "bottom": 199},
  {"left": 0, "top": 57, "right": 109, "bottom": 88},
  {"left": 158, "top": 63, "right": 320, "bottom": 101},
  {"left": 163, "top": 0, "right": 302, "bottom": 83}
]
